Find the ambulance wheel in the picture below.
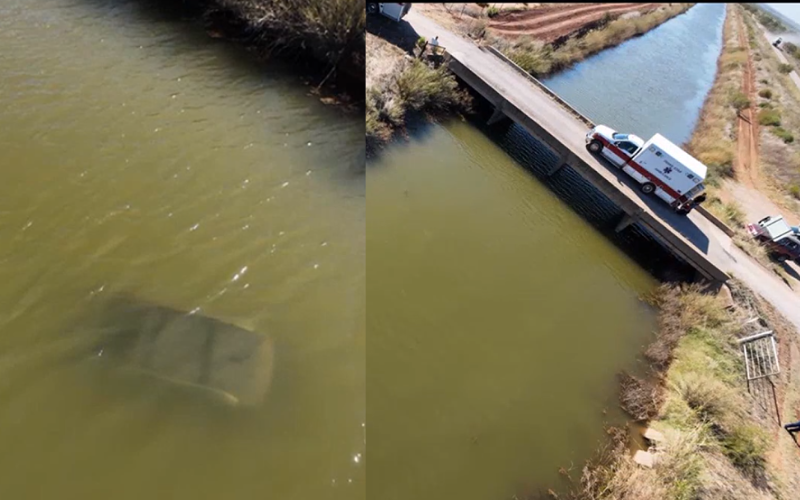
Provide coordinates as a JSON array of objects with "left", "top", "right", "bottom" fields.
[
  {"left": 587, "top": 140, "right": 603, "bottom": 153},
  {"left": 640, "top": 182, "right": 656, "bottom": 195},
  {"left": 367, "top": 3, "right": 378, "bottom": 14}
]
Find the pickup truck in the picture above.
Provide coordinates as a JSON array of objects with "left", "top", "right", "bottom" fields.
[{"left": 747, "top": 215, "right": 800, "bottom": 264}]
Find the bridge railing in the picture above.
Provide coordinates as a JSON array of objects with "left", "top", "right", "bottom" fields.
[{"left": 482, "top": 45, "right": 596, "bottom": 130}]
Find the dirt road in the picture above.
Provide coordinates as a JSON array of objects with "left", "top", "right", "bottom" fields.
[
  {"left": 763, "top": 26, "right": 800, "bottom": 92},
  {"left": 489, "top": 2, "right": 662, "bottom": 41},
  {"left": 734, "top": 10, "right": 761, "bottom": 189}
]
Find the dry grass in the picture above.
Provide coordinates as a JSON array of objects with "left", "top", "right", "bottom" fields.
[
  {"left": 489, "top": 4, "right": 694, "bottom": 78},
  {"left": 739, "top": 6, "right": 800, "bottom": 210},
  {"left": 366, "top": 55, "right": 473, "bottom": 146},
  {"left": 758, "top": 108, "right": 782, "bottom": 126},
  {"left": 685, "top": 5, "right": 743, "bottom": 183},
  {"left": 203, "top": 0, "right": 365, "bottom": 88},
  {"left": 704, "top": 193, "right": 745, "bottom": 228},
  {"left": 619, "top": 373, "right": 663, "bottom": 421},
  {"left": 563, "top": 282, "right": 790, "bottom": 500},
  {"left": 217, "top": 0, "right": 364, "bottom": 52}
]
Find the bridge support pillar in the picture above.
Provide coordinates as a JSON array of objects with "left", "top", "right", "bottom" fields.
[
  {"left": 546, "top": 162, "right": 565, "bottom": 177},
  {"left": 547, "top": 151, "right": 576, "bottom": 177},
  {"left": 487, "top": 101, "right": 511, "bottom": 126},
  {"left": 615, "top": 212, "right": 639, "bottom": 233}
]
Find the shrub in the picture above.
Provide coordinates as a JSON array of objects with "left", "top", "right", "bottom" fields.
[
  {"left": 475, "top": 3, "right": 489, "bottom": 8},
  {"left": 698, "top": 148, "right": 734, "bottom": 177},
  {"left": 759, "top": 78, "right": 769, "bottom": 84},
  {"left": 467, "top": 18, "right": 488, "bottom": 39},
  {"left": 416, "top": 36, "right": 427, "bottom": 50},
  {"left": 758, "top": 109, "right": 781, "bottom": 126},
  {"left": 730, "top": 92, "right": 750, "bottom": 110},
  {"left": 778, "top": 63, "right": 793, "bottom": 74},
  {"left": 721, "top": 425, "right": 769, "bottom": 485},
  {"left": 674, "top": 373, "right": 736, "bottom": 422},
  {"left": 758, "top": 88, "right": 772, "bottom": 99},
  {"left": 619, "top": 372, "right": 663, "bottom": 421},
  {"left": 509, "top": 47, "right": 552, "bottom": 75},
  {"left": 772, "top": 127, "right": 794, "bottom": 143},
  {"left": 394, "top": 59, "right": 472, "bottom": 114},
  {"left": 723, "top": 201, "right": 745, "bottom": 227},
  {"left": 790, "top": 184, "right": 800, "bottom": 199},
  {"left": 486, "top": 6, "right": 499, "bottom": 18},
  {"left": 758, "top": 101, "right": 772, "bottom": 108},
  {"left": 720, "top": 51, "right": 747, "bottom": 70},
  {"left": 785, "top": 42, "right": 800, "bottom": 61}
]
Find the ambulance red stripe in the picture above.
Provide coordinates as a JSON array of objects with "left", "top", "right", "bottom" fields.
[{"left": 591, "top": 134, "right": 690, "bottom": 206}]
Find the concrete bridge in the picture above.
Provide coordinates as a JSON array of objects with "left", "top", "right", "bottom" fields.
[{"left": 405, "top": 10, "right": 730, "bottom": 283}]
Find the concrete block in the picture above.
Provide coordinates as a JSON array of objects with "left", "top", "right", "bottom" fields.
[
  {"left": 717, "top": 283, "right": 736, "bottom": 310},
  {"left": 643, "top": 427, "right": 666, "bottom": 443},
  {"left": 633, "top": 450, "right": 655, "bottom": 468}
]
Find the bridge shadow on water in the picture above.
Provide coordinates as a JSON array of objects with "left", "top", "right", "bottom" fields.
[{"left": 464, "top": 90, "right": 699, "bottom": 283}]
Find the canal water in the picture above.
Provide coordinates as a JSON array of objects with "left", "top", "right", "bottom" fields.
[
  {"left": 543, "top": 3, "right": 727, "bottom": 147},
  {"left": 367, "top": 3, "right": 725, "bottom": 500},
  {"left": 0, "top": 1, "right": 363, "bottom": 499}
]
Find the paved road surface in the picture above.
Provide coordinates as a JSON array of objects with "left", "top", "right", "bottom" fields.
[{"left": 404, "top": 9, "right": 800, "bottom": 330}]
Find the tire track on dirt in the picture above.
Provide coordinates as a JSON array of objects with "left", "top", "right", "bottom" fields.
[
  {"left": 490, "top": 3, "right": 633, "bottom": 30},
  {"left": 735, "top": 9, "right": 761, "bottom": 189},
  {"left": 490, "top": 3, "right": 661, "bottom": 41}
]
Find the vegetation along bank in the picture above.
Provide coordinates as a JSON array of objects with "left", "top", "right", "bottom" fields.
[
  {"left": 156, "top": 0, "right": 365, "bottom": 102},
  {"left": 557, "top": 281, "right": 800, "bottom": 500},
  {"left": 366, "top": 3, "right": 695, "bottom": 147}
]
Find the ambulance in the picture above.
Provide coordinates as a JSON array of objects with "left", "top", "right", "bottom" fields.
[{"left": 585, "top": 125, "right": 708, "bottom": 215}]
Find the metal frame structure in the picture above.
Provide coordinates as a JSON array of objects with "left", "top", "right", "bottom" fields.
[
  {"left": 738, "top": 329, "right": 782, "bottom": 424},
  {"left": 739, "top": 330, "right": 780, "bottom": 382}
]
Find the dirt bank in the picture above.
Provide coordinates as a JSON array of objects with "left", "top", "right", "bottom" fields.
[
  {"left": 557, "top": 281, "right": 800, "bottom": 500},
  {"left": 153, "top": 0, "right": 365, "bottom": 103},
  {"left": 489, "top": 3, "right": 662, "bottom": 43}
]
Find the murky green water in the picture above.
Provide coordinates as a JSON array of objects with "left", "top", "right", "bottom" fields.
[
  {"left": 367, "top": 122, "right": 657, "bottom": 499},
  {"left": 0, "top": 1, "right": 363, "bottom": 498}
]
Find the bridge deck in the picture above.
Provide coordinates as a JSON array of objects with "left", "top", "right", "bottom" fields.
[{"left": 405, "top": 10, "right": 729, "bottom": 282}]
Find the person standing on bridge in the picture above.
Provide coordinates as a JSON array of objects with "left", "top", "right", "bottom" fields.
[{"left": 429, "top": 36, "right": 440, "bottom": 55}]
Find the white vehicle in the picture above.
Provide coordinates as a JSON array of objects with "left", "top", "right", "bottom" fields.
[
  {"left": 585, "top": 125, "right": 708, "bottom": 215},
  {"left": 367, "top": 3, "right": 412, "bottom": 22}
]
